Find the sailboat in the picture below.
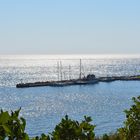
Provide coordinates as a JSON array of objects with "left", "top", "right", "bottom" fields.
[{"left": 16, "top": 59, "right": 98, "bottom": 88}]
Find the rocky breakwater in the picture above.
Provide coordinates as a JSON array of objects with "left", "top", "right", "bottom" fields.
[{"left": 97, "top": 75, "right": 140, "bottom": 82}]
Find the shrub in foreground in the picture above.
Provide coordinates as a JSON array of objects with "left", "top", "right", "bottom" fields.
[
  {"left": 32, "top": 115, "right": 95, "bottom": 140},
  {"left": 51, "top": 115, "right": 95, "bottom": 140},
  {"left": 0, "top": 108, "right": 29, "bottom": 140},
  {"left": 118, "top": 96, "right": 140, "bottom": 140}
]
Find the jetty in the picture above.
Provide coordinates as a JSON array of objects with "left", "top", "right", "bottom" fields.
[
  {"left": 16, "top": 74, "right": 98, "bottom": 88},
  {"left": 98, "top": 75, "right": 140, "bottom": 82},
  {"left": 16, "top": 59, "right": 140, "bottom": 88},
  {"left": 16, "top": 75, "right": 140, "bottom": 88}
]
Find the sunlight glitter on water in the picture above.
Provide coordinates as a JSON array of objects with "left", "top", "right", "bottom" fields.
[
  {"left": 0, "top": 55, "right": 140, "bottom": 136},
  {"left": 1, "top": 54, "right": 140, "bottom": 87}
]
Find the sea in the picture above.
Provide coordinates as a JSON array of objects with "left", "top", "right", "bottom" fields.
[{"left": 0, "top": 54, "right": 140, "bottom": 137}]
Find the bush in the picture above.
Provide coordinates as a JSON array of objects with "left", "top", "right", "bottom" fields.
[
  {"left": 95, "top": 133, "right": 121, "bottom": 140},
  {"left": 51, "top": 115, "right": 95, "bottom": 140},
  {"left": 118, "top": 96, "right": 140, "bottom": 140},
  {"left": 31, "top": 133, "right": 50, "bottom": 140},
  {"left": 0, "top": 108, "right": 29, "bottom": 140}
]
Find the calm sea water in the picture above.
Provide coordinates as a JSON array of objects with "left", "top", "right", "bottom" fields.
[{"left": 0, "top": 54, "right": 140, "bottom": 136}]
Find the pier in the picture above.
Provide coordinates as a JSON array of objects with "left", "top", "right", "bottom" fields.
[
  {"left": 16, "top": 75, "right": 140, "bottom": 88},
  {"left": 16, "top": 59, "right": 140, "bottom": 88}
]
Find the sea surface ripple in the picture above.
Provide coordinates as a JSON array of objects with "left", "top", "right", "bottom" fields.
[{"left": 0, "top": 55, "right": 140, "bottom": 136}]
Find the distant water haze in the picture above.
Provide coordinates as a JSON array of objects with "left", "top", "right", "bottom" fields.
[{"left": 0, "top": 54, "right": 140, "bottom": 87}]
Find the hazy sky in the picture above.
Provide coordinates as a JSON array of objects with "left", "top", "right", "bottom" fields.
[{"left": 0, "top": 0, "right": 140, "bottom": 54}]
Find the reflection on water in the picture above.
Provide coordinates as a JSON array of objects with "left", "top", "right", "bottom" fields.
[
  {"left": 0, "top": 81, "right": 140, "bottom": 136},
  {"left": 0, "top": 54, "right": 140, "bottom": 87},
  {"left": 0, "top": 55, "right": 140, "bottom": 136}
]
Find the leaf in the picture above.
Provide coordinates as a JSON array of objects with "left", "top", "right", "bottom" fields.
[
  {"left": 20, "top": 117, "right": 26, "bottom": 130},
  {"left": 22, "top": 133, "right": 29, "bottom": 140},
  {"left": 0, "top": 111, "right": 10, "bottom": 124},
  {"left": 2, "top": 124, "right": 12, "bottom": 135}
]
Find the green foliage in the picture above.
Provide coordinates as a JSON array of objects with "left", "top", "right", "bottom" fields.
[
  {"left": 31, "top": 133, "right": 50, "bottom": 140},
  {"left": 51, "top": 115, "right": 95, "bottom": 140},
  {"left": 0, "top": 108, "right": 29, "bottom": 140},
  {"left": 0, "top": 109, "right": 95, "bottom": 140},
  {"left": 118, "top": 96, "right": 140, "bottom": 140},
  {"left": 95, "top": 133, "right": 121, "bottom": 140}
]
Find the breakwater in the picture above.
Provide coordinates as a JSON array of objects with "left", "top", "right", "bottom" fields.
[{"left": 16, "top": 75, "right": 140, "bottom": 88}]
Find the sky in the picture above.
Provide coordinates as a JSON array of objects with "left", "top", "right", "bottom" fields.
[{"left": 0, "top": 0, "right": 140, "bottom": 54}]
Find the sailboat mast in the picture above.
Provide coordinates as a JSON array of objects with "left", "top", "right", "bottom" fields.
[
  {"left": 60, "top": 61, "right": 62, "bottom": 81},
  {"left": 69, "top": 65, "right": 71, "bottom": 80},
  {"left": 57, "top": 61, "right": 59, "bottom": 81},
  {"left": 79, "top": 59, "right": 82, "bottom": 79}
]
